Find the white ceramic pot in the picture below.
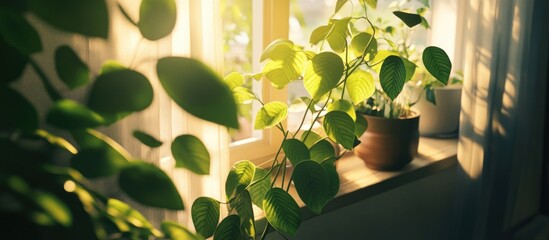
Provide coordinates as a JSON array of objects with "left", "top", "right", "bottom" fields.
[{"left": 413, "top": 85, "right": 462, "bottom": 137}]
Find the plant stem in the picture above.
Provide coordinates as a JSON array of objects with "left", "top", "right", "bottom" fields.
[
  {"left": 29, "top": 59, "right": 62, "bottom": 101},
  {"left": 301, "top": 91, "right": 332, "bottom": 143},
  {"left": 291, "top": 98, "right": 315, "bottom": 139},
  {"left": 270, "top": 131, "right": 289, "bottom": 188}
]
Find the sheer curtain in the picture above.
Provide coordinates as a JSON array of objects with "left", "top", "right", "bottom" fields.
[{"left": 453, "top": 0, "right": 548, "bottom": 238}]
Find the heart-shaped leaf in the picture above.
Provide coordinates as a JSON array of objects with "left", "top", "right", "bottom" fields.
[
  {"left": 351, "top": 32, "right": 377, "bottom": 60},
  {"left": 393, "top": 11, "right": 422, "bottom": 28},
  {"left": 214, "top": 215, "right": 241, "bottom": 240},
  {"left": 0, "top": 87, "right": 38, "bottom": 132},
  {"left": 133, "top": 130, "right": 163, "bottom": 148},
  {"left": 423, "top": 46, "right": 452, "bottom": 85},
  {"left": 282, "top": 139, "right": 310, "bottom": 166},
  {"left": 379, "top": 55, "right": 406, "bottom": 100},
  {"left": 322, "top": 111, "right": 356, "bottom": 150},
  {"left": 224, "top": 72, "right": 244, "bottom": 90},
  {"left": 326, "top": 18, "right": 351, "bottom": 53},
  {"left": 228, "top": 190, "right": 255, "bottom": 238},
  {"left": 260, "top": 39, "right": 294, "bottom": 62},
  {"left": 254, "top": 101, "right": 288, "bottom": 130},
  {"left": 161, "top": 221, "right": 203, "bottom": 240},
  {"left": 293, "top": 160, "right": 333, "bottom": 214},
  {"left": 262, "top": 44, "right": 307, "bottom": 88},
  {"left": 263, "top": 188, "right": 302, "bottom": 236},
  {"left": 249, "top": 168, "right": 270, "bottom": 209},
  {"left": 192, "top": 197, "right": 220, "bottom": 238},
  {"left": 119, "top": 161, "right": 184, "bottom": 210},
  {"left": 225, "top": 160, "right": 255, "bottom": 198},
  {"left": 157, "top": 57, "right": 239, "bottom": 129},
  {"left": 0, "top": 7, "right": 42, "bottom": 55},
  {"left": 346, "top": 68, "right": 375, "bottom": 105},
  {"left": 55, "top": 45, "right": 89, "bottom": 89},
  {"left": 310, "top": 139, "right": 335, "bottom": 163},
  {"left": 138, "top": 0, "right": 177, "bottom": 40},
  {"left": 304, "top": 52, "right": 344, "bottom": 100},
  {"left": 47, "top": 99, "right": 104, "bottom": 130},
  {"left": 28, "top": 0, "right": 109, "bottom": 38},
  {"left": 171, "top": 134, "right": 210, "bottom": 175},
  {"left": 309, "top": 25, "right": 331, "bottom": 45}
]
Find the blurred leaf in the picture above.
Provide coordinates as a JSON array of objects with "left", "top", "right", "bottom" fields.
[
  {"left": 263, "top": 188, "right": 301, "bottom": 236},
  {"left": 254, "top": 101, "right": 287, "bottom": 130},
  {"left": 106, "top": 198, "right": 161, "bottom": 236},
  {"left": 47, "top": 99, "right": 104, "bottom": 130},
  {"left": 0, "top": 7, "right": 42, "bottom": 54},
  {"left": 323, "top": 111, "right": 355, "bottom": 150},
  {"left": 157, "top": 57, "right": 239, "bottom": 129},
  {"left": 309, "top": 139, "right": 335, "bottom": 163},
  {"left": 420, "top": 16, "right": 430, "bottom": 29},
  {"left": 426, "top": 88, "right": 436, "bottom": 105},
  {"left": 350, "top": 32, "right": 377, "bottom": 60},
  {"left": 260, "top": 39, "right": 294, "bottom": 62},
  {"left": 0, "top": 38, "right": 28, "bottom": 84},
  {"left": 72, "top": 129, "right": 132, "bottom": 160},
  {"left": 282, "top": 139, "right": 310, "bottom": 166},
  {"left": 133, "top": 130, "right": 163, "bottom": 148},
  {"left": 423, "top": 46, "right": 452, "bottom": 85},
  {"left": 262, "top": 43, "right": 306, "bottom": 89},
  {"left": 293, "top": 160, "right": 332, "bottom": 214},
  {"left": 171, "top": 134, "right": 210, "bottom": 175},
  {"left": 192, "top": 197, "right": 220, "bottom": 238},
  {"left": 346, "top": 69, "right": 375, "bottom": 105},
  {"left": 87, "top": 69, "right": 153, "bottom": 124},
  {"left": 379, "top": 55, "right": 406, "bottom": 100},
  {"left": 213, "top": 215, "right": 241, "bottom": 240},
  {"left": 304, "top": 52, "right": 344, "bottom": 100},
  {"left": 328, "top": 100, "right": 356, "bottom": 121},
  {"left": 393, "top": 11, "right": 422, "bottom": 28},
  {"left": 233, "top": 87, "right": 257, "bottom": 104},
  {"left": 138, "top": 0, "right": 176, "bottom": 40},
  {"left": 355, "top": 114, "right": 368, "bottom": 137},
  {"left": 228, "top": 190, "right": 255, "bottom": 238},
  {"left": 301, "top": 130, "right": 323, "bottom": 148},
  {"left": 309, "top": 25, "right": 330, "bottom": 45},
  {"left": 32, "top": 190, "right": 72, "bottom": 227},
  {"left": 224, "top": 72, "right": 244, "bottom": 90},
  {"left": 0, "top": 86, "right": 38, "bottom": 132},
  {"left": 249, "top": 168, "right": 270, "bottom": 210},
  {"left": 225, "top": 160, "right": 255, "bottom": 198},
  {"left": 28, "top": 0, "right": 109, "bottom": 38},
  {"left": 162, "top": 221, "right": 203, "bottom": 240},
  {"left": 335, "top": 0, "right": 349, "bottom": 13},
  {"left": 361, "top": 0, "right": 377, "bottom": 8},
  {"left": 119, "top": 161, "right": 184, "bottom": 210},
  {"left": 35, "top": 129, "right": 78, "bottom": 154},
  {"left": 55, "top": 45, "right": 89, "bottom": 89},
  {"left": 72, "top": 143, "right": 128, "bottom": 179},
  {"left": 100, "top": 60, "right": 126, "bottom": 74}
]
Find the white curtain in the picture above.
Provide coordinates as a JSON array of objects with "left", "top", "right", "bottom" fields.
[
  {"left": 454, "top": 0, "right": 548, "bottom": 238},
  {"left": 14, "top": 0, "right": 230, "bottom": 229}
]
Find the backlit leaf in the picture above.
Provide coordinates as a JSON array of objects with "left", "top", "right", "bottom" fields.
[
  {"left": 323, "top": 111, "right": 355, "bottom": 150},
  {"left": 119, "top": 161, "right": 184, "bottom": 210},
  {"left": 254, "top": 101, "right": 287, "bottom": 130},
  {"left": 310, "top": 25, "right": 331, "bottom": 45},
  {"left": 304, "top": 52, "right": 344, "bottom": 100},
  {"left": 233, "top": 87, "right": 257, "bottom": 104},
  {"left": 157, "top": 57, "right": 239, "bottom": 129},
  {"left": 346, "top": 69, "right": 375, "bottom": 105},
  {"left": 293, "top": 160, "right": 333, "bottom": 214},
  {"left": 249, "top": 168, "right": 270, "bottom": 209},
  {"left": 301, "top": 130, "right": 323, "bottom": 148},
  {"left": 262, "top": 44, "right": 306, "bottom": 88},
  {"left": 106, "top": 198, "right": 159, "bottom": 235},
  {"left": 379, "top": 55, "right": 406, "bottom": 100},
  {"left": 171, "top": 134, "right": 210, "bottom": 175},
  {"left": 310, "top": 139, "right": 335, "bottom": 163},
  {"left": 224, "top": 72, "right": 244, "bottom": 90},
  {"left": 162, "top": 221, "right": 203, "bottom": 240},
  {"left": 133, "top": 130, "right": 163, "bottom": 148},
  {"left": 327, "top": 100, "right": 356, "bottom": 121},
  {"left": 228, "top": 190, "right": 255, "bottom": 238},
  {"left": 192, "top": 197, "right": 220, "bottom": 238},
  {"left": 47, "top": 99, "right": 104, "bottom": 130},
  {"left": 55, "top": 45, "right": 89, "bottom": 89},
  {"left": 326, "top": 18, "right": 350, "bottom": 53},
  {"left": 423, "top": 46, "right": 452, "bottom": 85},
  {"left": 350, "top": 32, "right": 377, "bottom": 60},
  {"left": 138, "top": 0, "right": 177, "bottom": 40},
  {"left": 260, "top": 39, "right": 294, "bottom": 62},
  {"left": 0, "top": 7, "right": 42, "bottom": 54},
  {"left": 225, "top": 160, "right": 255, "bottom": 198},
  {"left": 263, "top": 188, "right": 302, "bottom": 236},
  {"left": 283, "top": 139, "right": 310, "bottom": 166}
]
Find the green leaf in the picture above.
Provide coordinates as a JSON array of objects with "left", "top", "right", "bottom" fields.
[
  {"left": 225, "top": 160, "right": 255, "bottom": 198},
  {"left": 326, "top": 18, "right": 351, "bottom": 53},
  {"left": 35, "top": 129, "right": 78, "bottom": 154},
  {"left": 310, "top": 139, "right": 335, "bottom": 163},
  {"left": 0, "top": 38, "right": 28, "bottom": 83},
  {"left": 233, "top": 87, "right": 257, "bottom": 104},
  {"left": 426, "top": 88, "right": 437, "bottom": 105},
  {"left": 47, "top": 99, "right": 104, "bottom": 130},
  {"left": 87, "top": 69, "right": 153, "bottom": 122},
  {"left": 379, "top": 55, "right": 406, "bottom": 100},
  {"left": 171, "top": 134, "right": 210, "bottom": 175},
  {"left": 321, "top": 159, "right": 340, "bottom": 197},
  {"left": 192, "top": 197, "right": 220, "bottom": 238},
  {"left": 32, "top": 190, "right": 72, "bottom": 227},
  {"left": 293, "top": 160, "right": 333, "bottom": 214},
  {"left": 157, "top": 57, "right": 239, "bottom": 129},
  {"left": 262, "top": 44, "right": 306, "bottom": 88},
  {"left": 133, "top": 130, "right": 163, "bottom": 148},
  {"left": 224, "top": 72, "right": 244, "bottom": 90},
  {"left": 355, "top": 114, "right": 368, "bottom": 137},
  {"left": 72, "top": 129, "right": 132, "bottom": 160},
  {"left": 138, "top": 0, "right": 177, "bottom": 40},
  {"left": 0, "top": 87, "right": 38, "bottom": 132},
  {"left": 322, "top": 111, "right": 356, "bottom": 150},
  {"left": 361, "top": 0, "right": 377, "bottom": 8},
  {"left": 301, "top": 130, "right": 323, "bottom": 148},
  {"left": 162, "top": 221, "right": 203, "bottom": 240},
  {"left": 106, "top": 198, "right": 160, "bottom": 235},
  {"left": 304, "top": 52, "right": 344, "bottom": 100},
  {"left": 100, "top": 60, "right": 126, "bottom": 74},
  {"left": 55, "top": 45, "right": 89, "bottom": 89},
  {"left": 282, "top": 139, "right": 310, "bottom": 166},
  {"left": 263, "top": 188, "right": 302, "bottom": 236},
  {"left": 328, "top": 100, "right": 356, "bottom": 121},
  {"left": 71, "top": 131, "right": 129, "bottom": 178},
  {"left": 119, "top": 161, "right": 184, "bottom": 210},
  {"left": 228, "top": 190, "right": 255, "bottom": 238},
  {"left": 254, "top": 101, "right": 288, "bottom": 130},
  {"left": 0, "top": 7, "right": 42, "bottom": 55},
  {"left": 423, "top": 46, "right": 452, "bottom": 85},
  {"left": 350, "top": 32, "right": 377, "bottom": 60},
  {"left": 214, "top": 215, "right": 241, "bottom": 240},
  {"left": 309, "top": 25, "right": 331, "bottom": 45},
  {"left": 420, "top": 16, "right": 430, "bottom": 29},
  {"left": 393, "top": 11, "right": 422, "bottom": 28},
  {"left": 260, "top": 39, "right": 294, "bottom": 62},
  {"left": 28, "top": 0, "right": 109, "bottom": 38},
  {"left": 335, "top": 0, "right": 349, "bottom": 14},
  {"left": 249, "top": 168, "right": 270, "bottom": 210},
  {"left": 346, "top": 69, "right": 375, "bottom": 105}
]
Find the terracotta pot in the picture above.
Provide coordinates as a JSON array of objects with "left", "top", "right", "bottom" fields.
[{"left": 354, "top": 111, "right": 420, "bottom": 171}]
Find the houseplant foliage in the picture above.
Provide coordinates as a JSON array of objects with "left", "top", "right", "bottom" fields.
[{"left": 0, "top": 0, "right": 236, "bottom": 239}]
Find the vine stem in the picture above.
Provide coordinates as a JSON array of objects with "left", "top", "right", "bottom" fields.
[
  {"left": 291, "top": 98, "right": 315, "bottom": 139},
  {"left": 29, "top": 59, "right": 62, "bottom": 101}
]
